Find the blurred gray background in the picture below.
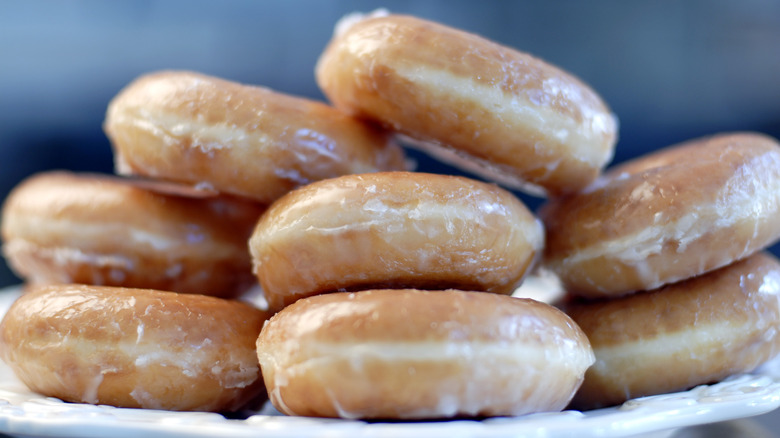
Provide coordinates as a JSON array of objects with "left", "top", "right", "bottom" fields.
[{"left": 1, "top": 0, "right": 779, "bottom": 288}]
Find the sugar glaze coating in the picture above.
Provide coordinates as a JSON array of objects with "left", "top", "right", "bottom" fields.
[
  {"left": 316, "top": 13, "right": 617, "bottom": 196},
  {"left": 566, "top": 252, "right": 780, "bottom": 409},
  {"left": 1, "top": 171, "right": 263, "bottom": 297},
  {"left": 105, "top": 70, "right": 406, "bottom": 204},
  {"left": 250, "top": 172, "right": 544, "bottom": 312},
  {"left": 541, "top": 132, "right": 780, "bottom": 298},
  {"left": 0, "top": 284, "right": 270, "bottom": 412},
  {"left": 257, "top": 289, "right": 594, "bottom": 419}
]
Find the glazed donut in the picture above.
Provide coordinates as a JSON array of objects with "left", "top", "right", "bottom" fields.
[
  {"left": 540, "top": 132, "right": 780, "bottom": 298},
  {"left": 256, "top": 289, "right": 594, "bottom": 419},
  {"left": 104, "top": 70, "right": 406, "bottom": 204},
  {"left": 249, "top": 171, "right": 544, "bottom": 312},
  {"left": 565, "top": 252, "right": 780, "bottom": 410},
  {"left": 315, "top": 12, "right": 617, "bottom": 196},
  {"left": 1, "top": 171, "right": 263, "bottom": 297},
  {"left": 0, "top": 284, "right": 270, "bottom": 412}
]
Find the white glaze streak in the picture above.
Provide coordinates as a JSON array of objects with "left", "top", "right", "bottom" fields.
[{"left": 395, "top": 65, "right": 613, "bottom": 167}]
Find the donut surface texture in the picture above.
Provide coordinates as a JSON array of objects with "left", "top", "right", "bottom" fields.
[
  {"left": 0, "top": 284, "right": 270, "bottom": 412},
  {"left": 249, "top": 172, "right": 544, "bottom": 312},
  {"left": 256, "top": 289, "right": 594, "bottom": 419},
  {"left": 565, "top": 252, "right": 780, "bottom": 409},
  {"left": 1, "top": 172, "right": 263, "bottom": 297},
  {"left": 104, "top": 70, "right": 406, "bottom": 204},
  {"left": 541, "top": 132, "right": 780, "bottom": 298},
  {"left": 316, "top": 13, "right": 617, "bottom": 196}
]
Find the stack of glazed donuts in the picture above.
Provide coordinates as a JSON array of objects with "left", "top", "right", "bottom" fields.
[
  {"left": 0, "top": 9, "right": 779, "bottom": 421},
  {"left": 0, "top": 18, "right": 406, "bottom": 413},
  {"left": 541, "top": 132, "right": 780, "bottom": 409},
  {"left": 250, "top": 12, "right": 614, "bottom": 418}
]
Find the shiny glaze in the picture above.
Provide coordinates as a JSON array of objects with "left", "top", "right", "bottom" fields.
[
  {"left": 105, "top": 70, "right": 406, "bottom": 204},
  {"left": 257, "top": 289, "right": 593, "bottom": 419},
  {"left": 541, "top": 132, "right": 780, "bottom": 297},
  {"left": 0, "top": 284, "right": 270, "bottom": 412},
  {"left": 249, "top": 172, "right": 544, "bottom": 312},
  {"left": 1, "top": 171, "right": 263, "bottom": 297},
  {"left": 316, "top": 13, "right": 617, "bottom": 196},
  {"left": 565, "top": 252, "right": 780, "bottom": 409}
]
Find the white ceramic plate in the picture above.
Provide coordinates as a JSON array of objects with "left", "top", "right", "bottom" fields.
[{"left": 0, "top": 286, "right": 779, "bottom": 438}]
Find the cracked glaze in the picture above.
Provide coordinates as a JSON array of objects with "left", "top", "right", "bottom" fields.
[
  {"left": 249, "top": 172, "right": 544, "bottom": 312},
  {"left": 256, "top": 289, "right": 593, "bottom": 419},
  {"left": 316, "top": 13, "right": 617, "bottom": 196},
  {"left": 0, "top": 284, "right": 269, "bottom": 412},
  {"left": 105, "top": 71, "right": 406, "bottom": 204},
  {"left": 0, "top": 171, "right": 263, "bottom": 297},
  {"left": 541, "top": 132, "right": 780, "bottom": 297},
  {"left": 566, "top": 252, "right": 780, "bottom": 409}
]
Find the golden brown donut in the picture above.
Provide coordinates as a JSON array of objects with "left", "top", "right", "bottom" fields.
[
  {"left": 249, "top": 171, "right": 544, "bottom": 312},
  {"left": 565, "top": 252, "right": 780, "bottom": 410},
  {"left": 0, "top": 284, "right": 270, "bottom": 412},
  {"left": 1, "top": 171, "right": 263, "bottom": 297},
  {"left": 104, "top": 70, "right": 406, "bottom": 204},
  {"left": 540, "top": 132, "right": 780, "bottom": 298},
  {"left": 315, "top": 12, "right": 617, "bottom": 196},
  {"left": 256, "top": 289, "right": 594, "bottom": 419}
]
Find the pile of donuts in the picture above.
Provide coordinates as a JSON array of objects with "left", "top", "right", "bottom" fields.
[{"left": 1, "top": 10, "right": 780, "bottom": 420}]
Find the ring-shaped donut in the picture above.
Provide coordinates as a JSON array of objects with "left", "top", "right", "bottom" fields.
[
  {"left": 249, "top": 171, "right": 544, "bottom": 312},
  {"left": 256, "top": 289, "right": 594, "bottom": 419},
  {"left": 104, "top": 70, "right": 407, "bottom": 204},
  {"left": 1, "top": 171, "right": 263, "bottom": 297},
  {"left": 541, "top": 132, "right": 780, "bottom": 298},
  {"left": 316, "top": 12, "right": 617, "bottom": 196},
  {"left": 0, "top": 284, "right": 270, "bottom": 412},
  {"left": 565, "top": 252, "right": 780, "bottom": 409}
]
